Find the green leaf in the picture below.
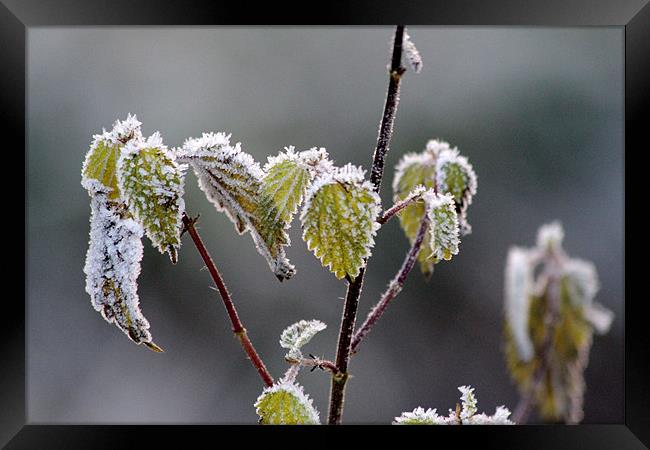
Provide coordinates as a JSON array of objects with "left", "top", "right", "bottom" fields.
[
  {"left": 279, "top": 319, "right": 327, "bottom": 361},
  {"left": 176, "top": 132, "right": 295, "bottom": 281},
  {"left": 435, "top": 148, "right": 477, "bottom": 234},
  {"left": 81, "top": 114, "right": 143, "bottom": 200},
  {"left": 255, "top": 381, "right": 320, "bottom": 425},
  {"left": 262, "top": 147, "right": 331, "bottom": 225},
  {"left": 424, "top": 191, "right": 460, "bottom": 263},
  {"left": 118, "top": 133, "right": 185, "bottom": 263},
  {"left": 300, "top": 164, "right": 381, "bottom": 280},
  {"left": 83, "top": 184, "right": 162, "bottom": 352}
]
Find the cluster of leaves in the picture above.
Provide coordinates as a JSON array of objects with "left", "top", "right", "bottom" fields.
[
  {"left": 392, "top": 139, "right": 477, "bottom": 276},
  {"left": 393, "top": 385, "right": 514, "bottom": 425},
  {"left": 504, "top": 222, "right": 614, "bottom": 423}
]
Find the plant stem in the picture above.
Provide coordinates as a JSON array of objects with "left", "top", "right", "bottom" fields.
[
  {"left": 377, "top": 189, "right": 424, "bottom": 226},
  {"left": 512, "top": 274, "right": 562, "bottom": 424},
  {"left": 351, "top": 212, "right": 430, "bottom": 354},
  {"left": 327, "top": 25, "right": 406, "bottom": 425},
  {"left": 181, "top": 213, "right": 274, "bottom": 388}
]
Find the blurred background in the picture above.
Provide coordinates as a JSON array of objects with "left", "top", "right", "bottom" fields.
[{"left": 27, "top": 27, "right": 623, "bottom": 424}]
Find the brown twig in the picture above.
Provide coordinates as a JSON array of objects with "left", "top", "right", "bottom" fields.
[
  {"left": 327, "top": 25, "right": 406, "bottom": 425},
  {"left": 181, "top": 213, "right": 274, "bottom": 388}
]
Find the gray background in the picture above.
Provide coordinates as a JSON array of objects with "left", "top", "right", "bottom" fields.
[{"left": 27, "top": 27, "right": 623, "bottom": 424}]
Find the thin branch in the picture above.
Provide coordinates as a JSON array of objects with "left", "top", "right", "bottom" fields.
[
  {"left": 327, "top": 25, "right": 406, "bottom": 426},
  {"left": 377, "top": 189, "right": 425, "bottom": 226},
  {"left": 181, "top": 213, "right": 274, "bottom": 388},
  {"left": 351, "top": 212, "right": 430, "bottom": 354},
  {"left": 512, "top": 275, "right": 562, "bottom": 424}
]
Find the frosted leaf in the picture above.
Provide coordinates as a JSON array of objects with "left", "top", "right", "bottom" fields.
[
  {"left": 254, "top": 380, "right": 320, "bottom": 425},
  {"left": 403, "top": 30, "right": 423, "bottom": 74},
  {"left": 435, "top": 147, "right": 477, "bottom": 235},
  {"left": 280, "top": 319, "right": 327, "bottom": 361},
  {"left": 81, "top": 114, "right": 143, "bottom": 200},
  {"left": 300, "top": 164, "right": 381, "bottom": 280},
  {"left": 504, "top": 247, "right": 535, "bottom": 362},
  {"left": 83, "top": 187, "right": 162, "bottom": 352},
  {"left": 562, "top": 258, "right": 599, "bottom": 308},
  {"left": 118, "top": 132, "right": 186, "bottom": 263},
  {"left": 394, "top": 386, "right": 514, "bottom": 425},
  {"left": 536, "top": 221, "right": 565, "bottom": 253},
  {"left": 176, "top": 132, "right": 294, "bottom": 281},
  {"left": 458, "top": 385, "right": 478, "bottom": 421},
  {"left": 262, "top": 146, "right": 332, "bottom": 226},
  {"left": 393, "top": 408, "right": 448, "bottom": 425},
  {"left": 425, "top": 139, "right": 453, "bottom": 156},
  {"left": 424, "top": 191, "right": 461, "bottom": 263},
  {"left": 392, "top": 149, "right": 438, "bottom": 276}
]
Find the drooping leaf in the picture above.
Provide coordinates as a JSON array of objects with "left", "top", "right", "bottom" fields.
[
  {"left": 435, "top": 148, "right": 477, "bottom": 235},
  {"left": 82, "top": 182, "right": 162, "bottom": 352},
  {"left": 504, "top": 247, "right": 536, "bottom": 362},
  {"left": 176, "top": 132, "right": 295, "bottom": 281},
  {"left": 424, "top": 191, "right": 461, "bottom": 263},
  {"left": 254, "top": 381, "right": 320, "bottom": 425},
  {"left": 403, "top": 30, "right": 423, "bottom": 74},
  {"left": 262, "top": 147, "right": 331, "bottom": 226},
  {"left": 118, "top": 132, "right": 186, "bottom": 263},
  {"left": 81, "top": 114, "right": 143, "bottom": 200},
  {"left": 279, "top": 319, "right": 327, "bottom": 361},
  {"left": 300, "top": 164, "right": 381, "bottom": 280}
]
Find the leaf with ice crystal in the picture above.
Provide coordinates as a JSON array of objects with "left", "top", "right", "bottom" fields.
[
  {"left": 82, "top": 182, "right": 162, "bottom": 352},
  {"left": 280, "top": 319, "right": 327, "bottom": 361},
  {"left": 394, "top": 386, "right": 514, "bottom": 425},
  {"left": 176, "top": 132, "right": 294, "bottom": 281},
  {"left": 435, "top": 147, "right": 477, "bottom": 235},
  {"left": 81, "top": 114, "right": 143, "bottom": 200},
  {"left": 300, "top": 164, "right": 381, "bottom": 280},
  {"left": 504, "top": 222, "right": 614, "bottom": 423},
  {"left": 255, "top": 380, "right": 320, "bottom": 424},
  {"left": 118, "top": 132, "right": 185, "bottom": 263},
  {"left": 424, "top": 191, "right": 461, "bottom": 263},
  {"left": 262, "top": 147, "right": 332, "bottom": 225},
  {"left": 392, "top": 149, "right": 438, "bottom": 276}
]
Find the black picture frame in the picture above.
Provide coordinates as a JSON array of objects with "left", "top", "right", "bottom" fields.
[{"left": 3, "top": 0, "right": 647, "bottom": 447}]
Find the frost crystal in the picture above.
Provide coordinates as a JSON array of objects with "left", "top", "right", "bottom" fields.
[
  {"left": 423, "top": 191, "right": 461, "bottom": 263},
  {"left": 255, "top": 380, "right": 320, "bottom": 425},
  {"left": 394, "top": 386, "right": 514, "bottom": 425},
  {"left": 403, "top": 30, "right": 423, "bottom": 74},
  {"left": 300, "top": 163, "right": 382, "bottom": 280},
  {"left": 392, "top": 140, "right": 477, "bottom": 277},
  {"left": 504, "top": 247, "right": 535, "bottom": 362},
  {"left": 176, "top": 132, "right": 295, "bottom": 281},
  {"left": 82, "top": 186, "right": 161, "bottom": 352},
  {"left": 280, "top": 319, "right": 327, "bottom": 361},
  {"left": 118, "top": 132, "right": 186, "bottom": 263}
]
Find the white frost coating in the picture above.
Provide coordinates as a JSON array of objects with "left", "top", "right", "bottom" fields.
[
  {"left": 83, "top": 187, "right": 153, "bottom": 346},
  {"left": 403, "top": 31, "right": 423, "bottom": 73},
  {"left": 435, "top": 146, "right": 478, "bottom": 235},
  {"left": 264, "top": 146, "right": 332, "bottom": 176},
  {"left": 422, "top": 191, "right": 460, "bottom": 262},
  {"left": 254, "top": 380, "right": 321, "bottom": 425},
  {"left": 280, "top": 319, "right": 327, "bottom": 360},
  {"left": 584, "top": 302, "right": 614, "bottom": 334},
  {"left": 505, "top": 247, "right": 535, "bottom": 362},
  {"left": 111, "top": 113, "right": 143, "bottom": 143},
  {"left": 536, "top": 221, "right": 565, "bottom": 253},
  {"left": 391, "top": 150, "right": 436, "bottom": 194},
  {"left": 176, "top": 132, "right": 294, "bottom": 280},
  {"left": 425, "top": 139, "right": 453, "bottom": 156},
  {"left": 394, "top": 386, "right": 514, "bottom": 425},
  {"left": 562, "top": 257, "right": 599, "bottom": 308}
]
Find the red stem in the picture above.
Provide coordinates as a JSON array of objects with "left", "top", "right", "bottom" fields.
[{"left": 182, "top": 213, "right": 274, "bottom": 388}]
